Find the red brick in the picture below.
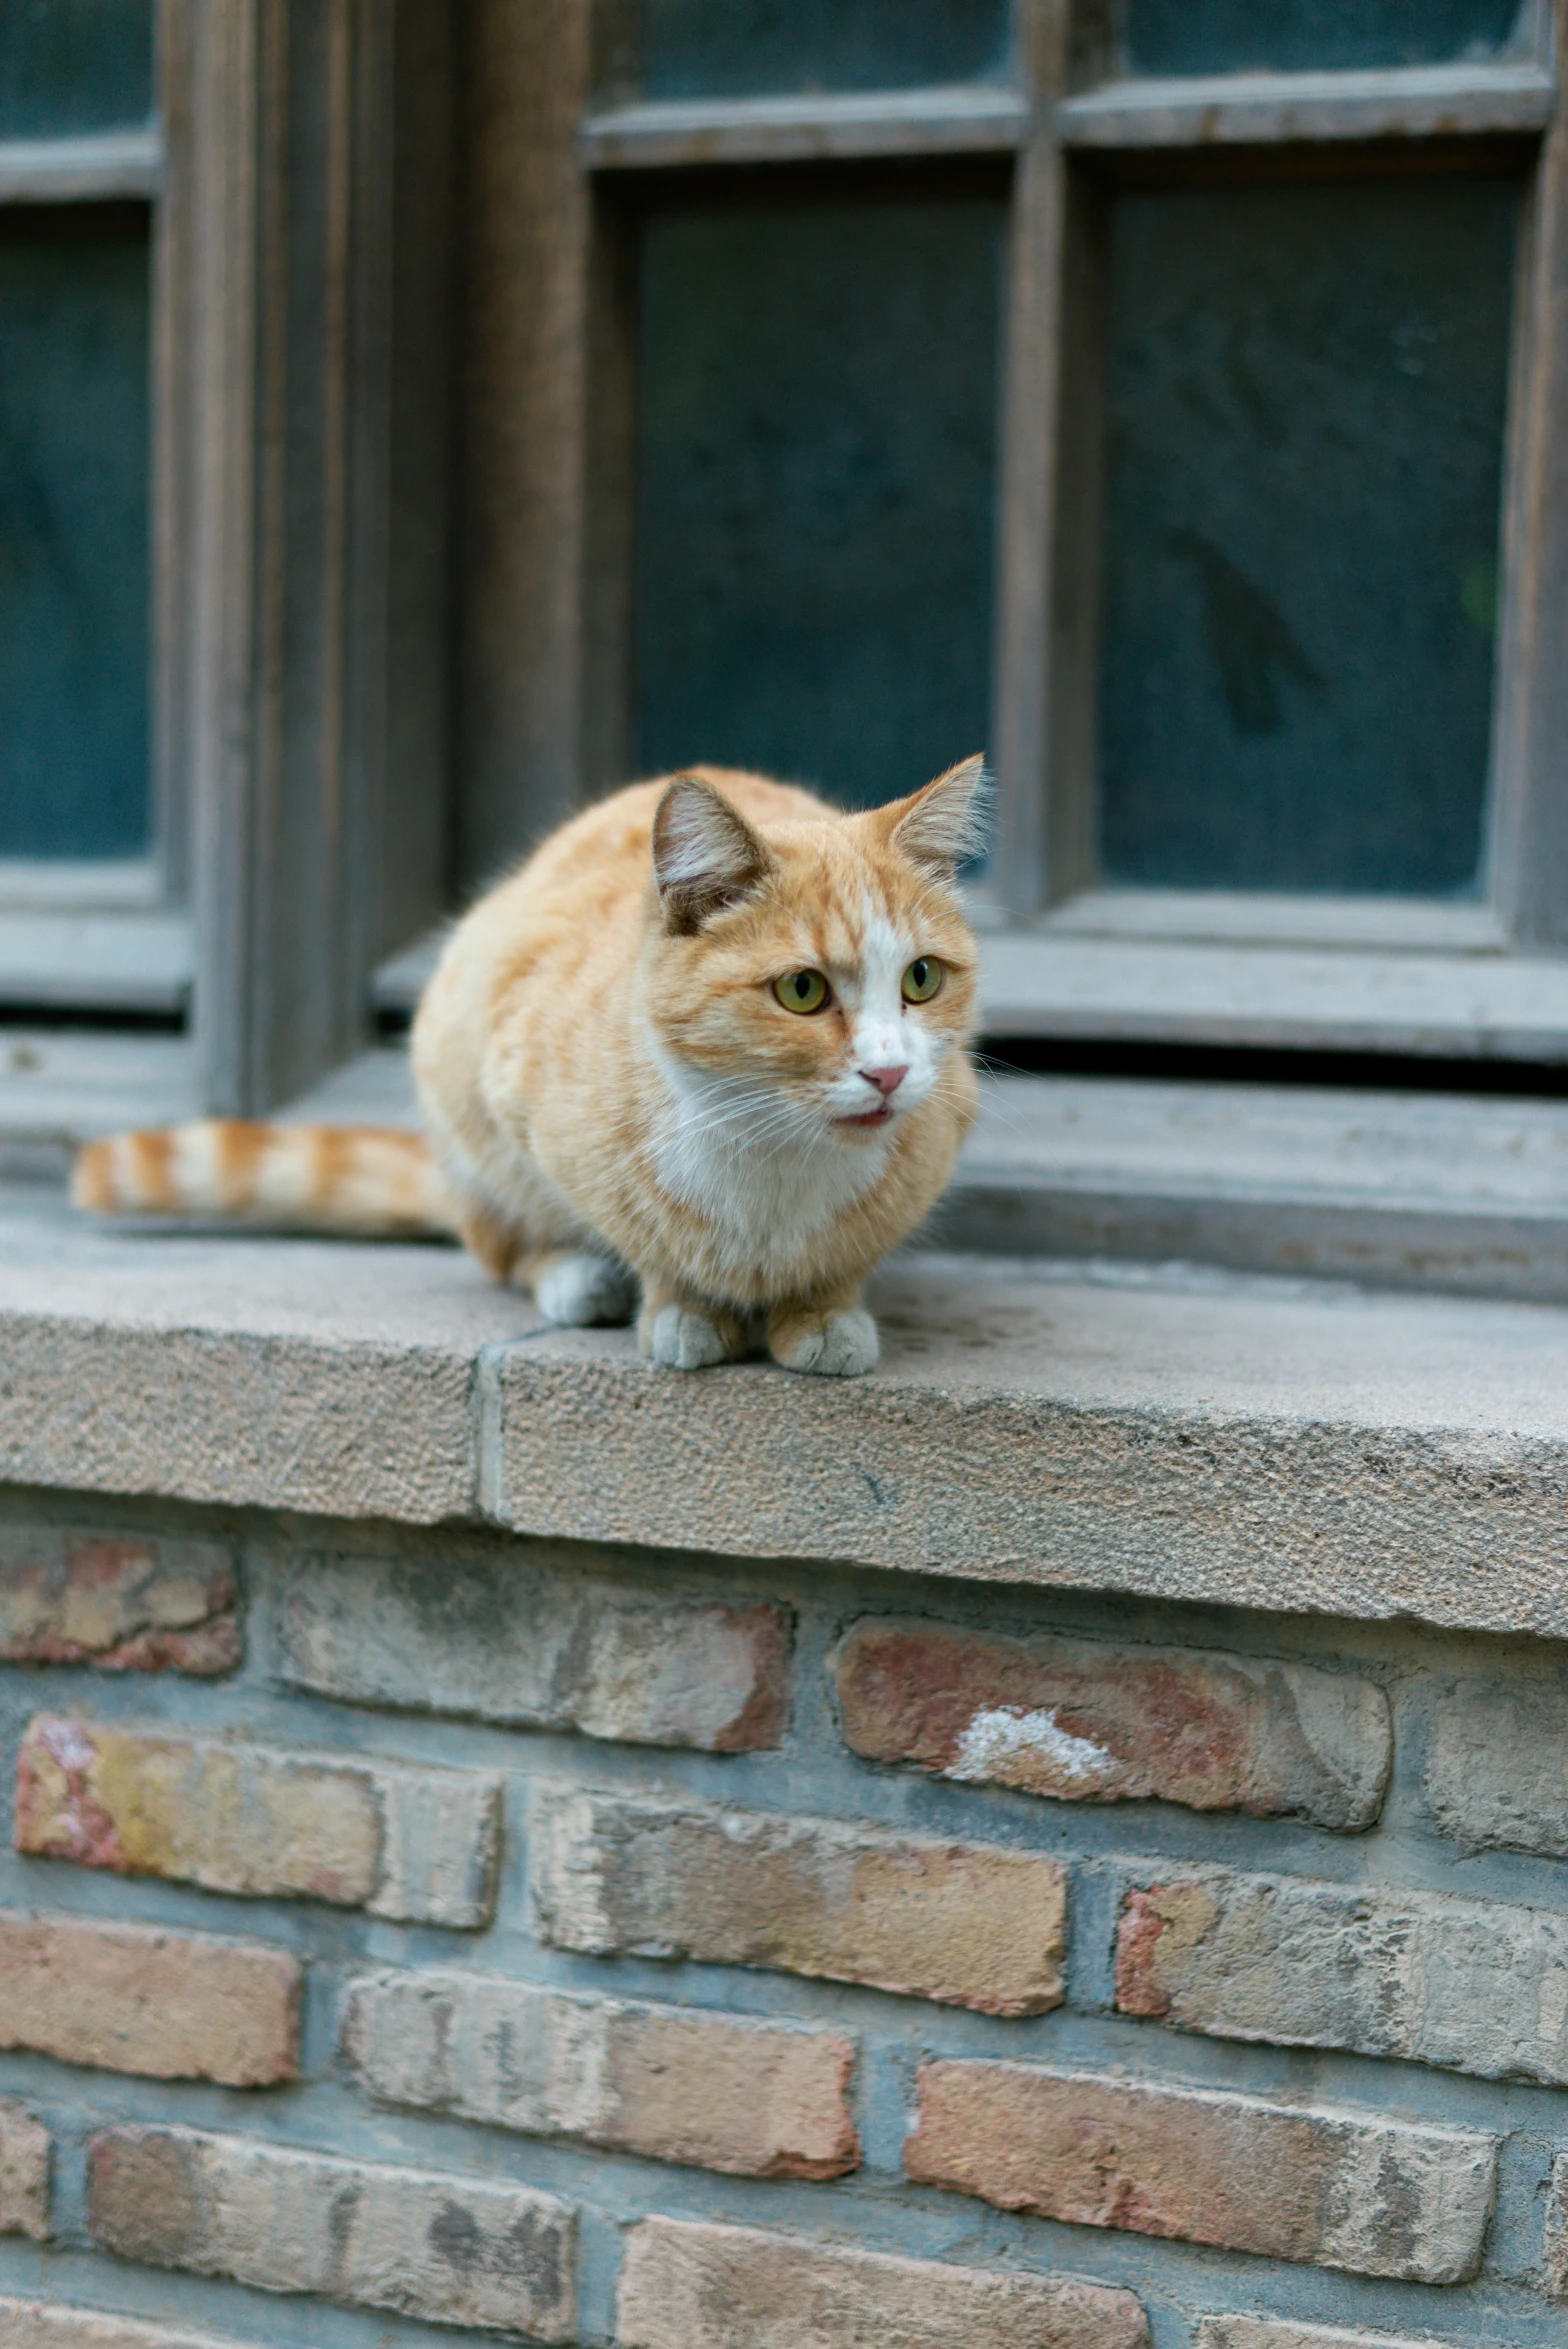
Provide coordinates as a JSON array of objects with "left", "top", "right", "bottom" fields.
[
  {"left": 344, "top": 1967, "right": 859, "bottom": 2180},
  {"left": 1542, "top": 2150, "right": 1568, "bottom": 2296},
  {"left": 0, "top": 1909, "right": 298, "bottom": 2085},
  {"left": 531, "top": 1785, "right": 1067, "bottom": 2015},
  {"left": 88, "top": 2126, "right": 576, "bottom": 2338},
  {"left": 0, "top": 2306, "right": 255, "bottom": 2349},
  {"left": 281, "top": 1549, "right": 790, "bottom": 1750},
  {"left": 904, "top": 2062, "right": 1495, "bottom": 2283},
  {"left": 1198, "top": 2326, "right": 1441, "bottom": 2349},
  {"left": 835, "top": 1619, "right": 1388, "bottom": 1829},
  {"left": 1115, "top": 1866, "right": 1568, "bottom": 2084},
  {"left": 616, "top": 2217, "right": 1149, "bottom": 2348},
  {"left": 1425, "top": 1680, "right": 1568, "bottom": 1858},
  {"left": 15, "top": 1715, "right": 499, "bottom": 1926},
  {"left": 0, "top": 1526, "right": 238, "bottom": 1675},
  {"left": 0, "top": 2103, "right": 49, "bottom": 2239}
]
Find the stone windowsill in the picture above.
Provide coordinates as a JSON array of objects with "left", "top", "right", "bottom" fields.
[
  {"left": 3, "top": 1184, "right": 1567, "bottom": 1642},
  {"left": 9, "top": 1039, "right": 1568, "bottom": 1304}
]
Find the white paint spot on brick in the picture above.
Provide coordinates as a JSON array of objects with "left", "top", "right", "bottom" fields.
[
  {"left": 38, "top": 1718, "right": 97, "bottom": 1773},
  {"left": 947, "top": 1705, "right": 1116, "bottom": 1788}
]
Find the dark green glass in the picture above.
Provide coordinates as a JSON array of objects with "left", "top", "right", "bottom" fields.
[
  {"left": 637, "top": 198, "right": 1001, "bottom": 812},
  {"left": 0, "top": 0, "right": 153, "bottom": 136},
  {"left": 0, "top": 217, "right": 151, "bottom": 859},
  {"left": 641, "top": 0, "right": 1010, "bottom": 99},
  {"left": 1123, "top": 0, "right": 1524, "bottom": 78},
  {"left": 1098, "top": 177, "right": 1518, "bottom": 898}
]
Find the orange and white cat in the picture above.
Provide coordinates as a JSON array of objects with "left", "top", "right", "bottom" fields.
[{"left": 74, "top": 757, "right": 986, "bottom": 1376}]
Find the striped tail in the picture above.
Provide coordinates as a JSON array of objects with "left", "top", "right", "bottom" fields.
[{"left": 71, "top": 1121, "right": 455, "bottom": 1239}]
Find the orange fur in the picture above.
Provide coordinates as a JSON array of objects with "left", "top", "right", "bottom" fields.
[
  {"left": 71, "top": 1123, "right": 449, "bottom": 1237},
  {"left": 74, "top": 760, "right": 987, "bottom": 1376}
]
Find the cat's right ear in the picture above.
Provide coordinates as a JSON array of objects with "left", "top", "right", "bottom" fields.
[
  {"left": 652, "top": 777, "right": 777, "bottom": 934},
  {"left": 883, "top": 753, "right": 990, "bottom": 881}
]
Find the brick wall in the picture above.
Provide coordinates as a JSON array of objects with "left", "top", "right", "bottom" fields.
[{"left": 0, "top": 1494, "right": 1565, "bottom": 2345}]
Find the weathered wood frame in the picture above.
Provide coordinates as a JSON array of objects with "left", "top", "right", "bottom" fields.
[
  {"left": 180, "top": 0, "right": 454, "bottom": 1111},
  {"left": 0, "top": 1, "right": 454, "bottom": 1104},
  {"left": 0, "top": 14, "right": 184, "bottom": 1008},
  {"left": 454, "top": 0, "right": 1568, "bottom": 1054},
  {"left": 22, "top": 1, "right": 1557, "bottom": 1080}
]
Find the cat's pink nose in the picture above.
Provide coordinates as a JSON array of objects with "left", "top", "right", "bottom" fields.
[{"left": 861, "top": 1063, "right": 908, "bottom": 1098}]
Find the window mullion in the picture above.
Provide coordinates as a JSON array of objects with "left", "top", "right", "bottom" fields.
[
  {"left": 0, "top": 128, "right": 161, "bottom": 204},
  {"left": 580, "top": 86, "right": 1030, "bottom": 169},
  {"left": 183, "top": 0, "right": 411, "bottom": 1114},
  {"left": 1058, "top": 57, "right": 1555, "bottom": 150},
  {"left": 991, "top": 0, "right": 1085, "bottom": 921},
  {"left": 1490, "top": 0, "right": 1568, "bottom": 949}
]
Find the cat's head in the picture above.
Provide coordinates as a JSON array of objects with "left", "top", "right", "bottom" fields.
[{"left": 642, "top": 756, "right": 985, "bottom": 1141}]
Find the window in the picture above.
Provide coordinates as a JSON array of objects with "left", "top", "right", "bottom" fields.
[
  {"left": 0, "top": 0, "right": 181, "bottom": 1016},
  {"left": 635, "top": 189, "right": 1003, "bottom": 811},
  {"left": 446, "top": 0, "right": 1567, "bottom": 1067},
  {"left": 7, "top": 0, "right": 1568, "bottom": 1136},
  {"left": 1096, "top": 175, "right": 1516, "bottom": 900},
  {"left": 1, "top": 0, "right": 454, "bottom": 1123}
]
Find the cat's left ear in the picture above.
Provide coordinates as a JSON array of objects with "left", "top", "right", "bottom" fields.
[
  {"left": 653, "top": 775, "right": 778, "bottom": 934},
  {"left": 882, "top": 753, "right": 991, "bottom": 881}
]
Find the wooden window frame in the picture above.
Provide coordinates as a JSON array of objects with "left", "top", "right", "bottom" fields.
[
  {"left": 169, "top": 0, "right": 454, "bottom": 1113},
  {"left": 0, "top": 31, "right": 180, "bottom": 1012},
  {"left": 453, "top": 0, "right": 1568, "bottom": 1066},
  {"left": 19, "top": 1, "right": 1561, "bottom": 1110},
  {"left": 0, "top": 0, "right": 454, "bottom": 1118}
]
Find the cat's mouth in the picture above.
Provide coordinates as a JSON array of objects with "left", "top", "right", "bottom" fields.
[{"left": 835, "top": 1105, "right": 895, "bottom": 1130}]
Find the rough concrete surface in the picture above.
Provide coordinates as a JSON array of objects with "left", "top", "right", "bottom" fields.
[
  {"left": 491, "top": 1260, "right": 1568, "bottom": 1636},
  {"left": 0, "top": 1191, "right": 512, "bottom": 1523},
  {"left": 5, "top": 1189, "right": 1568, "bottom": 1633}
]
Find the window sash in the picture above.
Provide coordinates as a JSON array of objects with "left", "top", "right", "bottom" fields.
[
  {"left": 0, "top": 57, "right": 178, "bottom": 1006},
  {"left": 520, "top": 0, "right": 1568, "bottom": 1061},
  {"left": 7, "top": 0, "right": 1555, "bottom": 1097},
  {"left": 0, "top": 0, "right": 456, "bottom": 1118}
]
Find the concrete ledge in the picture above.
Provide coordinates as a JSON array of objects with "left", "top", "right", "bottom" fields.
[
  {"left": 2, "top": 1189, "right": 1567, "bottom": 1639},
  {"left": 16, "top": 1047, "right": 1568, "bottom": 1306},
  {"left": 290, "top": 1052, "right": 1568, "bottom": 1306}
]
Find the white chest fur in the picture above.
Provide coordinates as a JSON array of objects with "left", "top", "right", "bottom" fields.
[{"left": 651, "top": 1067, "right": 889, "bottom": 1284}]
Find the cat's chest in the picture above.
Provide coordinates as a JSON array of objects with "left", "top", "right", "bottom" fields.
[{"left": 652, "top": 1107, "right": 885, "bottom": 1271}]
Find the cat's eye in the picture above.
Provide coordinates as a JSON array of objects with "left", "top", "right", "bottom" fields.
[
  {"left": 901, "top": 957, "right": 944, "bottom": 1004},
  {"left": 773, "top": 968, "right": 830, "bottom": 1015}
]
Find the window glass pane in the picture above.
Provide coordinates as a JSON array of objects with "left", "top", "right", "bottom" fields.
[
  {"left": 1097, "top": 177, "right": 1517, "bottom": 899},
  {"left": 0, "top": 214, "right": 151, "bottom": 859},
  {"left": 637, "top": 197, "right": 1001, "bottom": 812},
  {"left": 640, "top": 0, "right": 1011, "bottom": 100},
  {"left": 1121, "top": 0, "right": 1525, "bottom": 79},
  {"left": 0, "top": 0, "right": 153, "bottom": 137}
]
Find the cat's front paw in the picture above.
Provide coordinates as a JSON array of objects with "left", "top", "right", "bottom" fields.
[
  {"left": 533, "top": 1252, "right": 637, "bottom": 1327},
  {"left": 770, "top": 1307, "right": 880, "bottom": 1378},
  {"left": 646, "top": 1305, "right": 735, "bottom": 1371}
]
